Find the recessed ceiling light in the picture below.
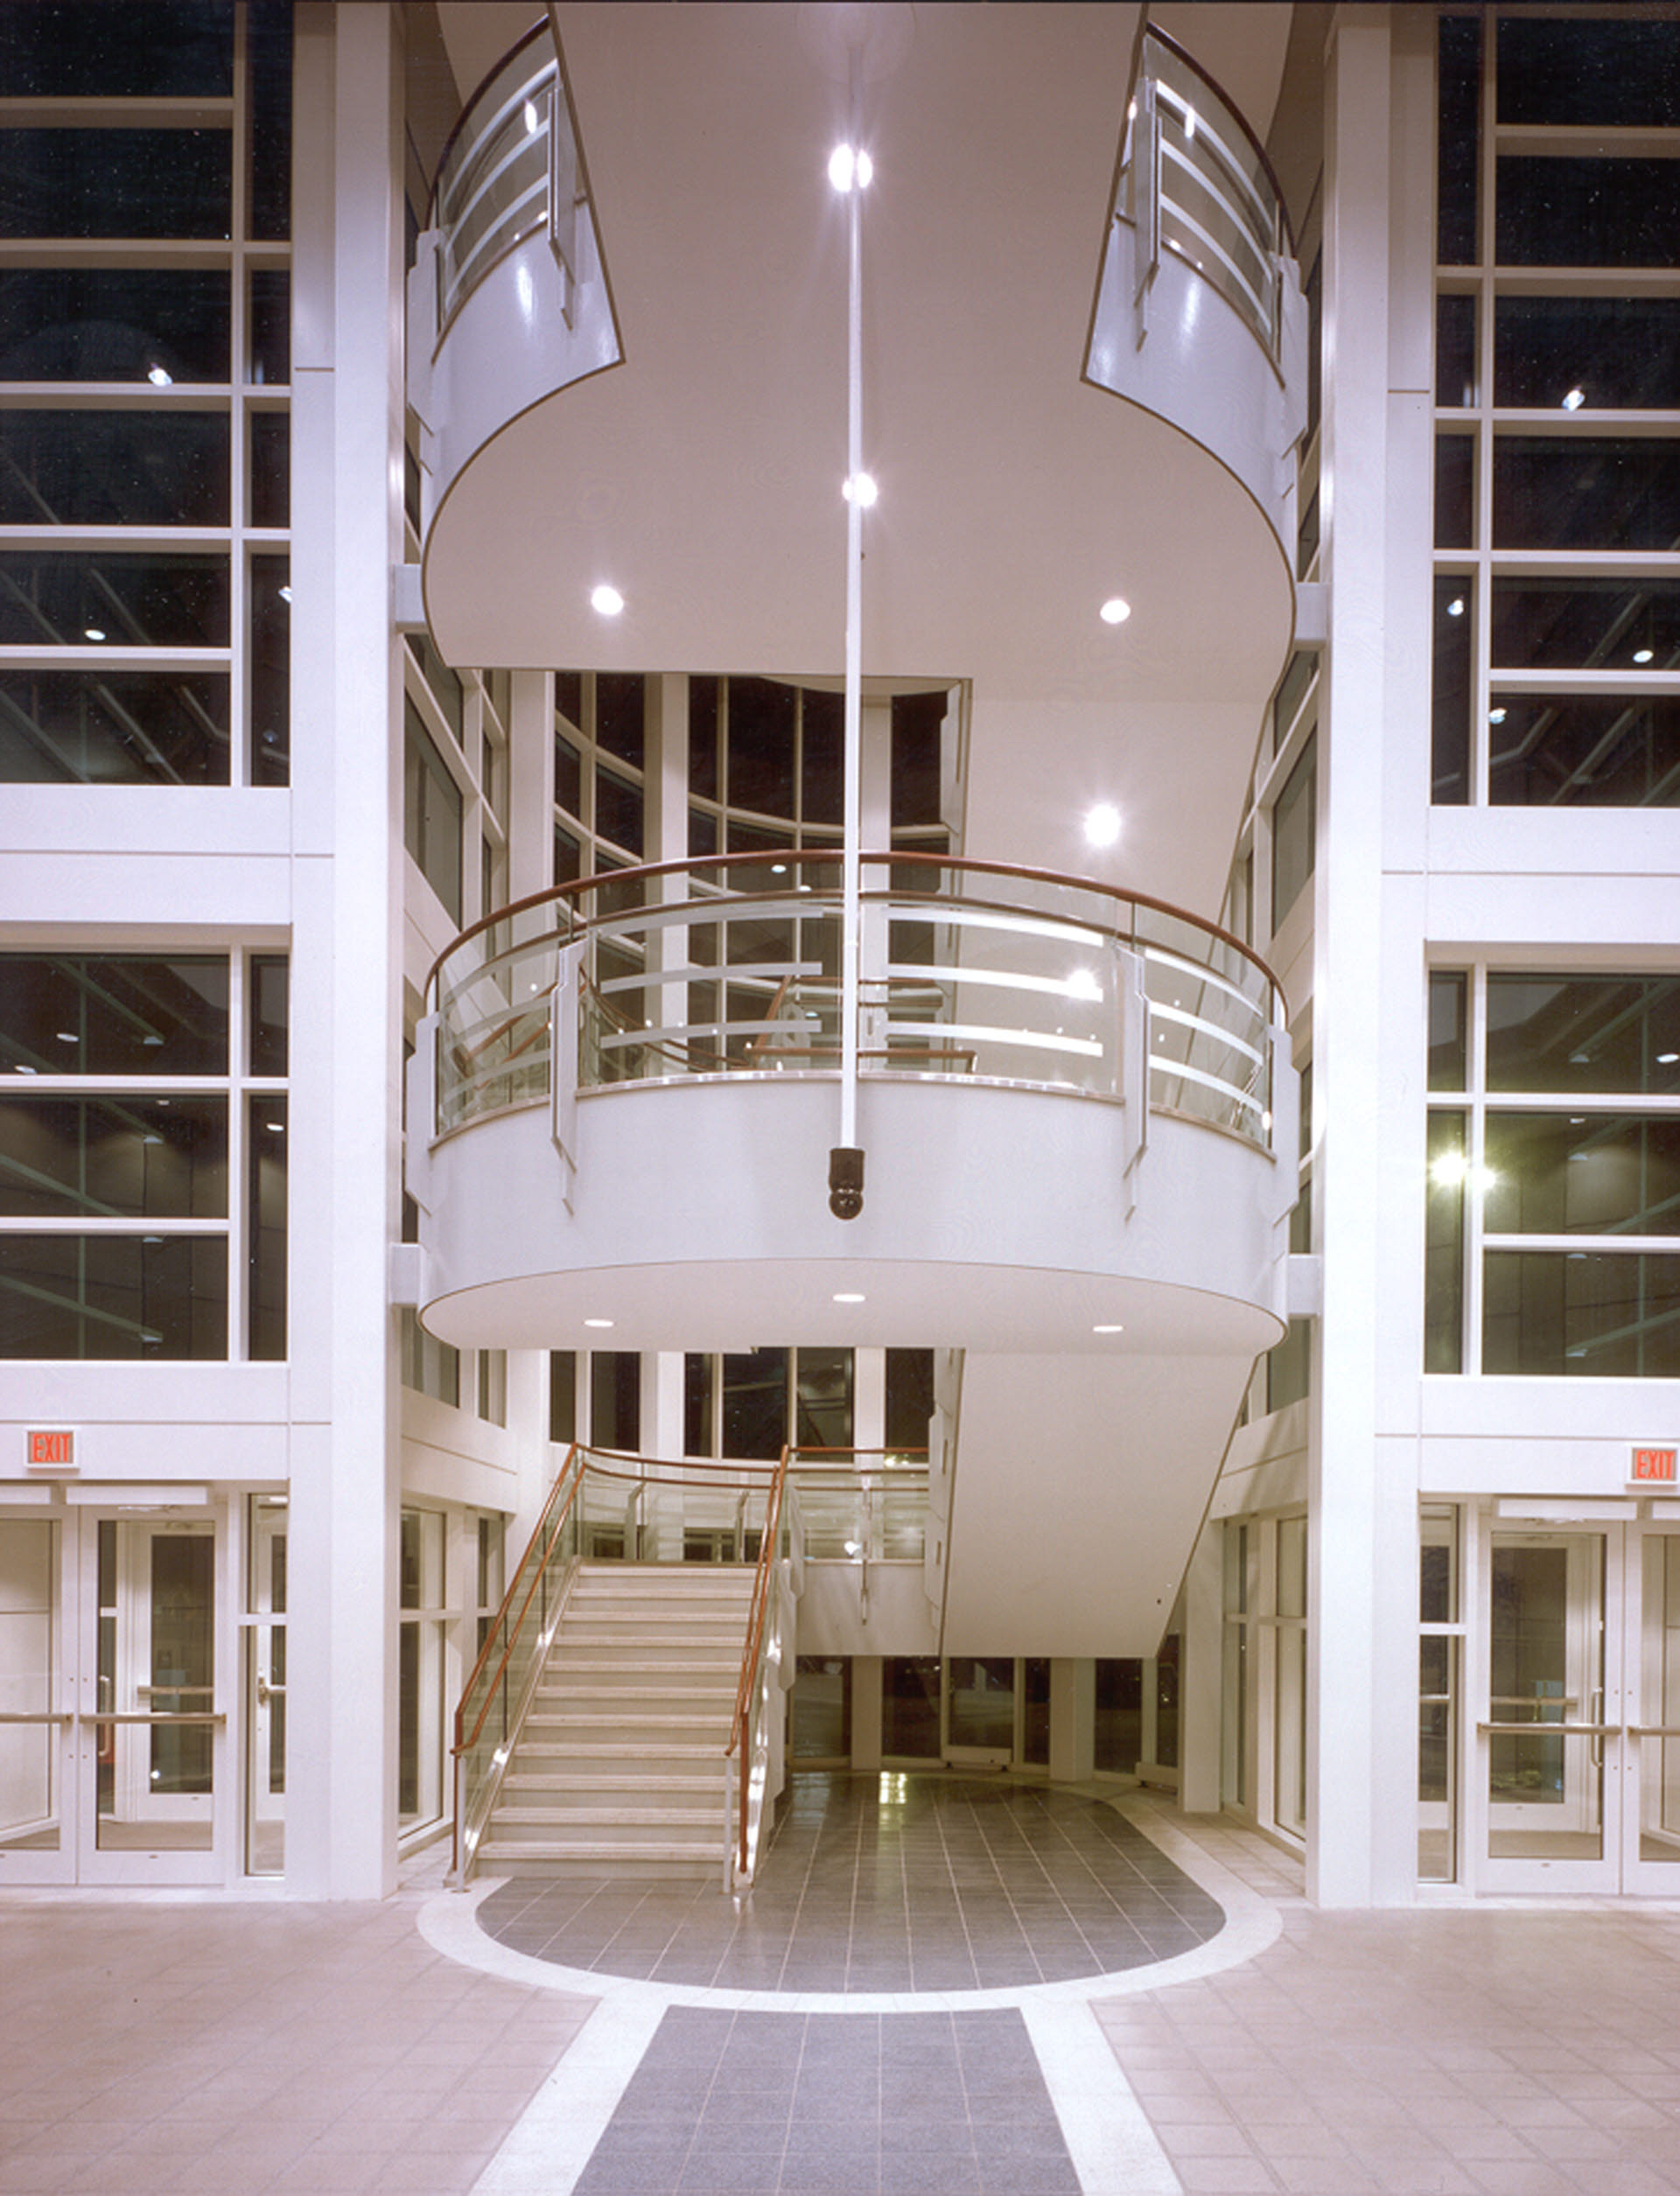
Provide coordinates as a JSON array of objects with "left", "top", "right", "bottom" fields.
[
  {"left": 1093, "top": 1323, "right": 1125, "bottom": 1334},
  {"left": 591, "top": 584, "right": 624, "bottom": 617},
  {"left": 264, "top": 1121, "right": 285, "bottom": 1133},
  {"left": 583, "top": 1317, "right": 614, "bottom": 1329},
  {"left": 828, "top": 144, "right": 872, "bottom": 191},
  {"left": 84, "top": 626, "right": 107, "bottom": 641},
  {"left": 833, "top": 1291, "right": 865, "bottom": 1304},
  {"left": 1659, "top": 1053, "right": 1679, "bottom": 1066},
  {"left": 277, "top": 584, "right": 293, "bottom": 603},
  {"left": 1084, "top": 803, "right": 1122, "bottom": 848},
  {"left": 843, "top": 472, "right": 878, "bottom": 507},
  {"left": 1099, "top": 597, "right": 1130, "bottom": 626},
  {"left": 55, "top": 1031, "right": 77, "bottom": 1043}
]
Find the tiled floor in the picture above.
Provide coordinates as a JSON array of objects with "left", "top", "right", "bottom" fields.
[
  {"left": 479, "top": 1776, "right": 1224, "bottom": 1990},
  {"left": 7, "top": 1794, "right": 1680, "bottom": 2193}
]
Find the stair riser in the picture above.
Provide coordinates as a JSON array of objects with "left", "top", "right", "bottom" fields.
[
  {"left": 487, "top": 1821, "right": 722, "bottom": 1849},
  {"left": 485, "top": 1852, "right": 724, "bottom": 1884}
]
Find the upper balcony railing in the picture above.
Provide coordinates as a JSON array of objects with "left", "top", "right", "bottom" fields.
[
  {"left": 428, "top": 13, "right": 584, "bottom": 341},
  {"left": 1121, "top": 24, "right": 1295, "bottom": 363},
  {"left": 424, "top": 850, "right": 1285, "bottom": 1157}
]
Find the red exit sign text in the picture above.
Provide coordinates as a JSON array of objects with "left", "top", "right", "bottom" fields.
[
  {"left": 1632, "top": 1446, "right": 1677, "bottom": 1484},
  {"left": 25, "top": 1428, "right": 74, "bottom": 1469}
]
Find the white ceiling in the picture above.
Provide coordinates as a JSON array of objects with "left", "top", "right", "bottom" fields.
[{"left": 426, "top": 3, "right": 1300, "bottom": 914}]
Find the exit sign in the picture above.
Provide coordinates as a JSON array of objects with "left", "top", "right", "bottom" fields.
[
  {"left": 25, "top": 1427, "right": 76, "bottom": 1472},
  {"left": 1632, "top": 1446, "right": 1677, "bottom": 1485}
]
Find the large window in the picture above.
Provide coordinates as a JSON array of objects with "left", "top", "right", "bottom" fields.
[
  {"left": 0, "top": 2, "right": 293, "bottom": 786},
  {"left": 1433, "top": 11, "right": 1680, "bottom": 808},
  {"left": 0, "top": 952, "right": 287, "bottom": 1359},
  {"left": 1426, "top": 969, "right": 1680, "bottom": 1374}
]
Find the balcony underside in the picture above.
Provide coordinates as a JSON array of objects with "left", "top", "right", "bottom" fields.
[{"left": 416, "top": 1076, "right": 1285, "bottom": 1358}]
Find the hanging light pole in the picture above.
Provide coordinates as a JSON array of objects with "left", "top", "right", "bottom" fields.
[{"left": 827, "top": 82, "right": 871, "bottom": 1221}]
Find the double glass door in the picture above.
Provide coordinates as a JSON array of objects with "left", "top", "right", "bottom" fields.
[{"left": 1477, "top": 1523, "right": 1680, "bottom": 1893}]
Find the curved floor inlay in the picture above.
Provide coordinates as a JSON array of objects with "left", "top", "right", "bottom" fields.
[{"left": 478, "top": 1775, "right": 1223, "bottom": 1993}]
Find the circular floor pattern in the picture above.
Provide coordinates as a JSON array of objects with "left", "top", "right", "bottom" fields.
[{"left": 477, "top": 1773, "right": 1225, "bottom": 1994}]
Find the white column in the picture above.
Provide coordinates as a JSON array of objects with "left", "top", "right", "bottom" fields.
[
  {"left": 284, "top": 0, "right": 404, "bottom": 1899},
  {"left": 1308, "top": 3, "right": 1433, "bottom": 1907},
  {"left": 1048, "top": 1660, "right": 1095, "bottom": 1785},
  {"left": 1179, "top": 1523, "right": 1224, "bottom": 1813}
]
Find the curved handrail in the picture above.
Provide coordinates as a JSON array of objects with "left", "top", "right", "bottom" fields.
[
  {"left": 1144, "top": 25, "right": 1296, "bottom": 261},
  {"left": 725, "top": 1443, "right": 792, "bottom": 1884},
  {"left": 426, "top": 848, "right": 1282, "bottom": 1011},
  {"left": 426, "top": 20, "right": 552, "bottom": 228}
]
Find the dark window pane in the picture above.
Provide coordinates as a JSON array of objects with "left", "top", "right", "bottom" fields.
[
  {"left": 1438, "top": 15, "right": 1480, "bottom": 265},
  {"left": 1296, "top": 487, "right": 1319, "bottom": 581},
  {"left": 0, "top": 669, "right": 229, "bottom": 786},
  {"left": 0, "top": 955, "right": 228, "bottom": 1076},
  {"left": 802, "top": 687, "right": 844, "bottom": 826},
  {"left": 595, "top": 764, "right": 643, "bottom": 855},
  {"left": 403, "top": 701, "right": 461, "bottom": 922},
  {"left": 250, "top": 555, "right": 289, "bottom": 786},
  {"left": 554, "top": 728, "right": 582, "bottom": 818},
  {"left": 0, "top": 412, "right": 228, "bottom": 526},
  {"left": 1426, "top": 1110, "right": 1465, "bottom": 1376},
  {"left": 249, "top": 955, "right": 288, "bottom": 1076},
  {"left": 1491, "top": 579, "right": 1680, "bottom": 672},
  {"left": 1494, "top": 439, "right": 1680, "bottom": 551},
  {"left": 0, "top": 129, "right": 232, "bottom": 241},
  {"left": 0, "top": 1234, "right": 227, "bottom": 1360},
  {"left": 1495, "top": 296, "right": 1680, "bottom": 413},
  {"left": 1486, "top": 1114, "right": 1680, "bottom": 1237},
  {"left": 688, "top": 805, "right": 718, "bottom": 859},
  {"left": 554, "top": 670, "right": 583, "bottom": 729},
  {"left": 1429, "top": 973, "right": 1466, "bottom": 1093},
  {"left": 1272, "top": 652, "right": 1314, "bottom": 754},
  {"left": 1434, "top": 435, "right": 1474, "bottom": 549},
  {"left": 794, "top": 1347, "right": 852, "bottom": 1449},
  {"left": 1437, "top": 294, "right": 1476, "bottom": 408},
  {"left": 689, "top": 675, "right": 718, "bottom": 799},
  {"left": 1487, "top": 976, "right": 1680, "bottom": 1097},
  {"left": 248, "top": 1094, "right": 286, "bottom": 1360},
  {"left": 0, "top": 1096, "right": 227, "bottom": 1217},
  {"left": 589, "top": 1350, "right": 640, "bottom": 1451},
  {"left": 684, "top": 1353, "right": 714, "bottom": 1456},
  {"left": 891, "top": 690, "right": 944, "bottom": 828},
  {"left": 553, "top": 823, "right": 581, "bottom": 886},
  {"left": 404, "top": 632, "right": 462, "bottom": 742},
  {"left": 593, "top": 671, "right": 643, "bottom": 767},
  {"left": 1496, "top": 158, "right": 1680, "bottom": 269},
  {"left": 1266, "top": 1318, "right": 1310, "bottom": 1411},
  {"left": 550, "top": 1350, "right": 577, "bottom": 1444},
  {"left": 0, "top": 2, "right": 233, "bottom": 95},
  {"left": 1270, "top": 733, "right": 1315, "bottom": 929},
  {"left": 885, "top": 1349, "right": 935, "bottom": 1452},
  {"left": 882, "top": 1657, "right": 941, "bottom": 1759},
  {"left": 250, "top": 412, "right": 288, "bottom": 528},
  {"left": 247, "top": 1, "right": 293, "bottom": 242},
  {"left": 1484, "top": 1252, "right": 1680, "bottom": 1377},
  {"left": 726, "top": 676, "right": 796, "bottom": 816},
  {"left": 1432, "top": 578, "right": 1472, "bottom": 805},
  {"left": 1497, "top": 17, "right": 1680, "bottom": 129},
  {"left": 1489, "top": 695, "right": 1680, "bottom": 809},
  {"left": 248, "top": 269, "right": 290, "bottom": 385},
  {"left": 723, "top": 1347, "right": 788, "bottom": 1461},
  {"left": 0, "top": 268, "right": 229, "bottom": 382},
  {"left": 0, "top": 551, "right": 228, "bottom": 648}
]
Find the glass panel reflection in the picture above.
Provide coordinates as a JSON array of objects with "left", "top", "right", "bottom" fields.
[
  {"left": 1488, "top": 1535, "right": 1603, "bottom": 1862},
  {"left": 0, "top": 1519, "right": 60, "bottom": 1854}
]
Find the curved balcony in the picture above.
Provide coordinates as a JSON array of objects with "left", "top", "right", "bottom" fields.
[{"left": 407, "top": 854, "right": 1296, "bottom": 1360}]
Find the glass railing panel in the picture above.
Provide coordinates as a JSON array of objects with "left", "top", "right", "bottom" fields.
[{"left": 433, "top": 34, "right": 567, "bottom": 332}]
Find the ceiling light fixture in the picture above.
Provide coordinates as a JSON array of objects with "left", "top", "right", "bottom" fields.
[
  {"left": 828, "top": 143, "right": 872, "bottom": 192},
  {"left": 1446, "top": 597, "right": 1465, "bottom": 618},
  {"left": 1561, "top": 386, "right": 1586, "bottom": 410},
  {"left": 147, "top": 363, "right": 172, "bottom": 387},
  {"left": 1084, "top": 803, "right": 1122, "bottom": 849},
  {"left": 842, "top": 472, "right": 877, "bottom": 506},
  {"left": 1093, "top": 1322, "right": 1125, "bottom": 1334},
  {"left": 583, "top": 1317, "right": 614, "bottom": 1329},
  {"left": 1634, "top": 647, "right": 1655, "bottom": 664},
  {"left": 833, "top": 1291, "right": 865, "bottom": 1304},
  {"left": 1099, "top": 597, "right": 1130, "bottom": 626},
  {"left": 83, "top": 626, "right": 106, "bottom": 641},
  {"left": 1488, "top": 706, "right": 1508, "bottom": 724},
  {"left": 591, "top": 584, "right": 624, "bottom": 617}
]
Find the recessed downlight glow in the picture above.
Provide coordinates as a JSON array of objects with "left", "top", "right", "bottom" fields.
[
  {"left": 1099, "top": 597, "right": 1130, "bottom": 626},
  {"left": 583, "top": 1317, "right": 614, "bottom": 1329},
  {"left": 843, "top": 472, "right": 878, "bottom": 507},
  {"left": 833, "top": 1291, "right": 865, "bottom": 1304},
  {"left": 1634, "top": 647, "right": 1655, "bottom": 664},
  {"left": 147, "top": 363, "right": 172, "bottom": 387},
  {"left": 828, "top": 144, "right": 872, "bottom": 191},
  {"left": 1446, "top": 597, "right": 1465, "bottom": 618},
  {"left": 1064, "top": 969, "right": 1102, "bottom": 1003},
  {"left": 1084, "top": 803, "right": 1122, "bottom": 849},
  {"left": 83, "top": 626, "right": 106, "bottom": 641},
  {"left": 1488, "top": 706, "right": 1508, "bottom": 724},
  {"left": 1093, "top": 1323, "right": 1125, "bottom": 1334},
  {"left": 591, "top": 584, "right": 624, "bottom": 617},
  {"left": 522, "top": 98, "right": 539, "bottom": 134},
  {"left": 1659, "top": 1053, "right": 1680, "bottom": 1066}
]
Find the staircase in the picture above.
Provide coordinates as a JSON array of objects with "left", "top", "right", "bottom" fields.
[{"left": 475, "top": 1562, "right": 758, "bottom": 1881}]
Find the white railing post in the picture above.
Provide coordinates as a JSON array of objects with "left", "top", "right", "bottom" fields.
[{"left": 551, "top": 938, "right": 583, "bottom": 1209}]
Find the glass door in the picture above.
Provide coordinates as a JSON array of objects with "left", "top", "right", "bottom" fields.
[
  {"left": 0, "top": 1517, "right": 65, "bottom": 1878},
  {"left": 1627, "top": 1529, "right": 1680, "bottom": 1892},
  {"left": 246, "top": 1495, "right": 287, "bottom": 1875},
  {"left": 83, "top": 1514, "right": 224, "bottom": 1884}
]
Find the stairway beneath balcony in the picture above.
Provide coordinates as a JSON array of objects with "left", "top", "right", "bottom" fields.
[{"left": 475, "top": 1562, "right": 758, "bottom": 1882}]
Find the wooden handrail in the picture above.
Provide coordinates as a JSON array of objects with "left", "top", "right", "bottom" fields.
[
  {"left": 428, "top": 848, "right": 1285, "bottom": 1022},
  {"left": 725, "top": 1443, "right": 793, "bottom": 1884},
  {"left": 1142, "top": 24, "right": 1297, "bottom": 260}
]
